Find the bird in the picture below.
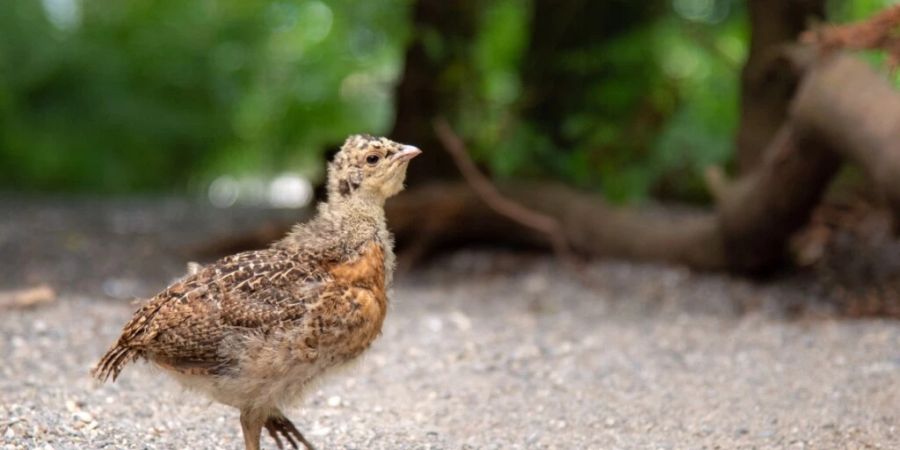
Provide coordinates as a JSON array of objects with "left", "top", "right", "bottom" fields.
[{"left": 93, "top": 135, "right": 421, "bottom": 450}]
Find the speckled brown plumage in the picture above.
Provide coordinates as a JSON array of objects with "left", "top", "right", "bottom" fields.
[{"left": 94, "top": 135, "right": 420, "bottom": 450}]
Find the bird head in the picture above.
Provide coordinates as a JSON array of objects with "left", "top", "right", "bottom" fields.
[{"left": 327, "top": 134, "right": 421, "bottom": 204}]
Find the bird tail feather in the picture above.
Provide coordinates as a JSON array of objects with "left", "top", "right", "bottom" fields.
[{"left": 93, "top": 343, "right": 138, "bottom": 382}]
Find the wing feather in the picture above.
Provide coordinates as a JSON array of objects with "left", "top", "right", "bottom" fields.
[{"left": 95, "top": 248, "right": 329, "bottom": 378}]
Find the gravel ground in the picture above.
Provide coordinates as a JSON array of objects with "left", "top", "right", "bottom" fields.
[{"left": 1, "top": 198, "right": 899, "bottom": 449}]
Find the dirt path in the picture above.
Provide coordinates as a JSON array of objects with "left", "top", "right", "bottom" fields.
[{"left": 1, "top": 199, "right": 898, "bottom": 449}]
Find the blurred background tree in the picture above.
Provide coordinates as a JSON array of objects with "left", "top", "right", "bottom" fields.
[{"left": 0, "top": 0, "right": 896, "bottom": 200}]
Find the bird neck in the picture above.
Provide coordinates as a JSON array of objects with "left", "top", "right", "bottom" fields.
[
  {"left": 276, "top": 194, "right": 387, "bottom": 255},
  {"left": 325, "top": 194, "right": 386, "bottom": 226}
]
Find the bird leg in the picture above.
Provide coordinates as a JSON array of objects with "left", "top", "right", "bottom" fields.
[
  {"left": 240, "top": 410, "right": 265, "bottom": 450},
  {"left": 264, "top": 412, "right": 315, "bottom": 450}
]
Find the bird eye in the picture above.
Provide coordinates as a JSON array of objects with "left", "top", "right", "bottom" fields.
[{"left": 366, "top": 154, "right": 380, "bottom": 165}]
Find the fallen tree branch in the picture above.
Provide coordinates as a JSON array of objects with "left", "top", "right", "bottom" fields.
[
  {"left": 716, "top": 124, "right": 841, "bottom": 272},
  {"left": 432, "top": 117, "right": 576, "bottom": 265},
  {"left": 388, "top": 123, "right": 839, "bottom": 274},
  {"left": 792, "top": 52, "right": 900, "bottom": 221},
  {"left": 385, "top": 180, "right": 728, "bottom": 269},
  {"left": 0, "top": 284, "right": 56, "bottom": 310}
]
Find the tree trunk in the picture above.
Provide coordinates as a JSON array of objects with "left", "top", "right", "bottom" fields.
[
  {"left": 389, "top": 0, "right": 479, "bottom": 186},
  {"left": 736, "top": 0, "right": 825, "bottom": 173}
]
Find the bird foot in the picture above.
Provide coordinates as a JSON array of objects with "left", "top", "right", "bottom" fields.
[{"left": 264, "top": 415, "right": 315, "bottom": 450}]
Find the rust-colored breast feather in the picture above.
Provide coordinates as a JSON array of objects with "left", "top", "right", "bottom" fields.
[
  {"left": 95, "top": 241, "right": 388, "bottom": 382},
  {"left": 319, "top": 241, "right": 388, "bottom": 360}
]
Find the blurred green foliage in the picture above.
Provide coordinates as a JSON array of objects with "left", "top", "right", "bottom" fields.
[
  {"left": 829, "top": 0, "right": 899, "bottom": 19},
  {"left": 0, "top": 0, "right": 407, "bottom": 192},
  {"left": 0, "top": 0, "right": 897, "bottom": 200}
]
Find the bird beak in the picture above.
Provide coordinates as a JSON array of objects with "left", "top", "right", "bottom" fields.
[{"left": 395, "top": 145, "right": 422, "bottom": 162}]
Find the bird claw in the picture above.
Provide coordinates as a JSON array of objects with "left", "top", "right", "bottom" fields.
[{"left": 265, "top": 415, "right": 315, "bottom": 450}]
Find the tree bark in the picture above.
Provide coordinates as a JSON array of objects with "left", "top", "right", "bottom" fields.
[{"left": 737, "top": 0, "right": 825, "bottom": 173}]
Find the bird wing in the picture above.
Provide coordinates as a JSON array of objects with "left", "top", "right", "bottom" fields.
[{"left": 114, "top": 248, "right": 330, "bottom": 374}]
